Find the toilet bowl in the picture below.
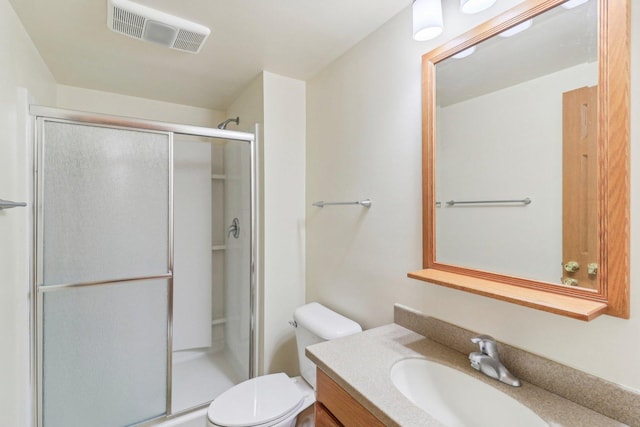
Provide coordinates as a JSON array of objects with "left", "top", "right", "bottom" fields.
[
  {"left": 206, "top": 303, "right": 362, "bottom": 427},
  {"left": 207, "top": 374, "right": 314, "bottom": 427}
]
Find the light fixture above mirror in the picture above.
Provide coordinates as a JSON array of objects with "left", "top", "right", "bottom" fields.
[
  {"left": 460, "top": 0, "right": 497, "bottom": 14},
  {"left": 413, "top": 0, "right": 444, "bottom": 41},
  {"left": 413, "top": 0, "right": 498, "bottom": 41},
  {"left": 497, "top": 18, "right": 532, "bottom": 37}
]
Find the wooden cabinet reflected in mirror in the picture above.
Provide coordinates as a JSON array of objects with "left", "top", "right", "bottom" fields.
[
  {"left": 408, "top": 0, "right": 629, "bottom": 321},
  {"left": 562, "top": 85, "right": 598, "bottom": 290}
]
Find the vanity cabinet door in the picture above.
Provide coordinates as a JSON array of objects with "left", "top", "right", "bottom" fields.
[
  {"left": 315, "top": 402, "right": 342, "bottom": 427},
  {"left": 316, "top": 368, "right": 386, "bottom": 427}
]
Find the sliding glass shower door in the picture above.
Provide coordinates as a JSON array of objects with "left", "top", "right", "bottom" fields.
[
  {"left": 37, "top": 120, "right": 172, "bottom": 427},
  {"left": 33, "top": 110, "right": 256, "bottom": 427}
]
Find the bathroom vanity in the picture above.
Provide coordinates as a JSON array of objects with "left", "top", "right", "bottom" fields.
[
  {"left": 315, "top": 368, "right": 385, "bottom": 426},
  {"left": 307, "top": 305, "right": 640, "bottom": 426}
]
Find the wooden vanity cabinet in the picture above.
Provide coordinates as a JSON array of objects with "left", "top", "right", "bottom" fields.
[
  {"left": 315, "top": 368, "right": 386, "bottom": 427},
  {"left": 314, "top": 402, "right": 342, "bottom": 427}
]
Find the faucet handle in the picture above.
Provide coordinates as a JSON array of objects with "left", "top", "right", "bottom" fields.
[{"left": 471, "top": 335, "right": 499, "bottom": 359}]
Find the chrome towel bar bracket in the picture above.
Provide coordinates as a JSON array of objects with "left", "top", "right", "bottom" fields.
[
  {"left": 0, "top": 198, "right": 27, "bottom": 210},
  {"left": 312, "top": 199, "right": 372, "bottom": 208}
]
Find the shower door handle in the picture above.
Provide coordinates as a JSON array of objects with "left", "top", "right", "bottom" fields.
[{"left": 227, "top": 218, "right": 240, "bottom": 239}]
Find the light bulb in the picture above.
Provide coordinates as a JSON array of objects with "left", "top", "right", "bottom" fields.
[
  {"left": 413, "top": 0, "right": 444, "bottom": 41},
  {"left": 562, "top": 0, "right": 589, "bottom": 9},
  {"left": 498, "top": 19, "right": 533, "bottom": 38},
  {"left": 452, "top": 46, "right": 476, "bottom": 59},
  {"left": 460, "top": 0, "right": 497, "bottom": 14}
]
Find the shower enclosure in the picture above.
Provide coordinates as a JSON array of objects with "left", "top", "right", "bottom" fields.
[{"left": 31, "top": 106, "right": 257, "bottom": 427}]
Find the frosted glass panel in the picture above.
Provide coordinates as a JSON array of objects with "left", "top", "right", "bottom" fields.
[
  {"left": 42, "top": 121, "right": 170, "bottom": 285},
  {"left": 42, "top": 280, "right": 168, "bottom": 427}
]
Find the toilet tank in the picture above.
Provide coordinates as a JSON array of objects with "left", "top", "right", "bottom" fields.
[{"left": 293, "top": 302, "right": 362, "bottom": 389}]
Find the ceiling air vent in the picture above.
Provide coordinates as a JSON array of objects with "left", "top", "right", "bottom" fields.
[{"left": 107, "top": 0, "right": 210, "bottom": 53}]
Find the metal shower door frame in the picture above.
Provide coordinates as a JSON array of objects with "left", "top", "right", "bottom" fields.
[{"left": 30, "top": 106, "right": 258, "bottom": 426}]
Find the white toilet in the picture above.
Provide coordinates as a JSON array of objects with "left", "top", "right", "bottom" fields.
[{"left": 206, "top": 302, "right": 362, "bottom": 427}]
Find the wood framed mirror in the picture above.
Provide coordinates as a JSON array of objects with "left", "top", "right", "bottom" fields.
[{"left": 408, "top": 0, "right": 629, "bottom": 321}]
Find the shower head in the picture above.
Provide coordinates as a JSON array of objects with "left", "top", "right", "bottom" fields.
[{"left": 217, "top": 117, "right": 240, "bottom": 129}]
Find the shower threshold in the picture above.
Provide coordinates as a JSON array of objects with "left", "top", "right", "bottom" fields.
[{"left": 171, "top": 348, "right": 243, "bottom": 414}]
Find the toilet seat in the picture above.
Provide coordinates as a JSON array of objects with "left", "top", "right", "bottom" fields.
[{"left": 207, "top": 373, "right": 305, "bottom": 427}]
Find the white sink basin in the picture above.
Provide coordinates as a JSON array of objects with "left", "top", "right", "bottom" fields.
[{"left": 390, "top": 358, "right": 548, "bottom": 427}]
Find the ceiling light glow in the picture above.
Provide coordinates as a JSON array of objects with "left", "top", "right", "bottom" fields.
[
  {"left": 460, "top": 0, "right": 497, "bottom": 14},
  {"left": 413, "top": 0, "right": 444, "bottom": 41},
  {"left": 452, "top": 46, "right": 476, "bottom": 59},
  {"left": 561, "top": 0, "right": 589, "bottom": 9},
  {"left": 498, "top": 19, "right": 533, "bottom": 38}
]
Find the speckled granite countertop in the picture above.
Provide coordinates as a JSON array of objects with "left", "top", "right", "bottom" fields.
[{"left": 306, "top": 319, "right": 630, "bottom": 427}]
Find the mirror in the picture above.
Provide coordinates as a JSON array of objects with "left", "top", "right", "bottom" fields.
[
  {"left": 435, "top": 1, "right": 597, "bottom": 288},
  {"left": 410, "top": 0, "right": 629, "bottom": 320}
]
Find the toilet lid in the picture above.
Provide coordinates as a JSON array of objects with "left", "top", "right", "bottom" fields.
[{"left": 207, "top": 373, "right": 304, "bottom": 427}]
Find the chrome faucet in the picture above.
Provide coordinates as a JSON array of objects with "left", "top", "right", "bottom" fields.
[{"left": 469, "top": 335, "right": 521, "bottom": 387}]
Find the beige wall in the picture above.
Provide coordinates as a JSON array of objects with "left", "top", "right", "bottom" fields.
[
  {"left": 306, "top": 0, "right": 640, "bottom": 392},
  {"left": 0, "top": 1, "right": 57, "bottom": 426},
  {"left": 262, "top": 71, "right": 306, "bottom": 375},
  {"left": 227, "top": 72, "right": 307, "bottom": 376},
  {"left": 57, "top": 84, "right": 226, "bottom": 127}
]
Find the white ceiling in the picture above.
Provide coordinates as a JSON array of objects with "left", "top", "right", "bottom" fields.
[{"left": 9, "top": 0, "right": 409, "bottom": 110}]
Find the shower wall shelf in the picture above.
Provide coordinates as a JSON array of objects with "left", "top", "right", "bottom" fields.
[
  {"left": 0, "top": 198, "right": 27, "bottom": 210},
  {"left": 211, "top": 318, "right": 227, "bottom": 326},
  {"left": 312, "top": 199, "right": 372, "bottom": 208},
  {"left": 211, "top": 245, "right": 226, "bottom": 251},
  {"left": 211, "top": 174, "right": 226, "bottom": 180}
]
